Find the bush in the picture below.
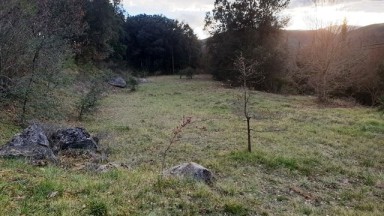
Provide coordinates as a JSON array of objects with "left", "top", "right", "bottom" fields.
[
  {"left": 223, "top": 202, "right": 248, "bottom": 216},
  {"left": 128, "top": 77, "right": 139, "bottom": 91},
  {"left": 179, "top": 67, "right": 195, "bottom": 79},
  {"left": 378, "top": 96, "right": 384, "bottom": 112},
  {"left": 88, "top": 200, "right": 108, "bottom": 216},
  {"left": 77, "top": 81, "right": 104, "bottom": 121}
]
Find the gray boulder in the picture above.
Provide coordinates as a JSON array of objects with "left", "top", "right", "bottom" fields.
[
  {"left": 50, "top": 127, "right": 98, "bottom": 153},
  {"left": 164, "top": 162, "right": 215, "bottom": 185},
  {"left": 108, "top": 76, "right": 127, "bottom": 88},
  {"left": 136, "top": 78, "right": 150, "bottom": 84},
  {"left": 0, "top": 124, "right": 57, "bottom": 161}
]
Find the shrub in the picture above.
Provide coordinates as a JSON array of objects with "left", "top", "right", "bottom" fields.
[
  {"left": 128, "top": 77, "right": 139, "bottom": 91},
  {"left": 223, "top": 202, "right": 248, "bottom": 216},
  {"left": 179, "top": 67, "right": 195, "bottom": 79},
  {"left": 88, "top": 200, "right": 108, "bottom": 216},
  {"left": 378, "top": 96, "right": 384, "bottom": 112},
  {"left": 77, "top": 81, "right": 104, "bottom": 121}
]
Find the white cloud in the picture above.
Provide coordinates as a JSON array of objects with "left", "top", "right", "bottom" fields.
[
  {"left": 121, "top": 0, "right": 384, "bottom": 38},
  {"left": 121, "top": 0, "right": 213, "bottom": 39},
  {"left": 285, "top": 0, "right": 384, "bottom": 29}
]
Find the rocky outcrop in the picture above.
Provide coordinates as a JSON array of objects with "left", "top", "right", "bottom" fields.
[
  {"left": 0, "top": 125, "right": 98, "bottom": 163},
  {"left": 108, "top": 76, "right": 127, "bottom": 88},
  {"left": 50, "top": 127, "right": 98, "bottom": 153},
  {"left": 0, "top": 124, "right": 57, "bottom": 162},
  {"left": 164, "top": 162, "right": 215, "bottom": 185}
]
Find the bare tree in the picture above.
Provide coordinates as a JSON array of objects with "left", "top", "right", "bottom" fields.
[
  {"left": 157, "top": 116, "right": 192, "bottom": 191},
  {"left": 296, "top": 20, "right": 365, "bottom": 102},
  {"left": 234, "top": 53, "right": 264, "bottom": 152}
]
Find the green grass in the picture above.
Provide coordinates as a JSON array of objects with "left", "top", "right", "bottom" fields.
[{"left": 0, "top": 75, "right": 383, "bottom": 215}]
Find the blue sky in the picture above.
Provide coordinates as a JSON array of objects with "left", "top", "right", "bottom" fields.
[{"left": 121, "top": 0, "right": 384, "bottom": 39}]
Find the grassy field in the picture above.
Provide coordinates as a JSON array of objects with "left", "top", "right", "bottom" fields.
[{"left": 0, "top": 75, "right": 383, "bottom": 215}]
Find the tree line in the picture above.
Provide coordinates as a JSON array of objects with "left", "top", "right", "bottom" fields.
[
  {"left": 1, "top": 0, "right": 383, "bottom": 125},
  {"left": 0, "top": 0, "right": 201, "bottom": 124},
  {"left": 204, "top": 0, "right": 384, "bottom": 106}
]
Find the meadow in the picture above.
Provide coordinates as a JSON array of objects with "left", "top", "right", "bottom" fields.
[{"left": 0, "top": 75, "right": 383, "bottom": 215}]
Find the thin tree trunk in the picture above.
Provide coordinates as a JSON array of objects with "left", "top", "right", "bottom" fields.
[
  {"left": 171, "top": 47, "right": 175, "bottom": 74},
  {"left": 20, "top": 40, "right": 44, "bottom": 123},
  {"left": 247, "top": 117, "right": 251, "bottom": 152},
  {"left": 243, "top": 85, "right": 252, "bottom": 152},
  {"left": 0, "top": 46, "right": 2, "bottom": 75}
]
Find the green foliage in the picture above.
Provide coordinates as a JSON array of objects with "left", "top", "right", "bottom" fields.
[
  {"left": 77, "top": 81, "right": 104, "bottom": 121},
  {"left": 76, "top": 0, "right": 125, "bottom": 63},
  {"left": 31, "top": 180, "right": 60, "bottom": 200},
  {"left": 378, "top": 96, "right": 384, "bottom": 112},
  {"left": 360, "top": 120, "right": 384, "bottom": 134},
  {"left": 229, "top": 151, "right": 321, "bottom": 175},
  {"left": 0, "top": 0, "right": 84, "bottom": 124},
  {"left": 128, "top": 77, "right": 139, "bottom": 91},
  {"left": 0, "top": 77, "right": 384, "bottom": 215},
  {"left": 88, "top": 200, "right": 108, "bottom": 216},
  {"left": 179, "top": 67, "right": 195, "bottom": 79},
  {"left": 377, "top": 63, "right": 384, "bottom": 109},
  {"left": 301, "top": 207, "right": 313, "bottom": 215},
  {"left": 125, "top": 14, "right": 201, "bottom": 74},
  {"left": 223, "top": 202, "right": 248, "bottom": 215},
  {"left": 204, "top": 0, "right": 289, "bottom": 90}
]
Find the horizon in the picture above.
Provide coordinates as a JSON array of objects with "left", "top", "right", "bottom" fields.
[{"left": 121, "top": 0, "right": 384, "bottom": 39}]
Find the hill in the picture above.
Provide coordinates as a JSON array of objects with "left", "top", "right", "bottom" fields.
[
  {"left": 1, "top": 76, "right": 383, "bottom": 215},
  {"left": 283, "top": 23, "right": 384, "bottom": 49}
]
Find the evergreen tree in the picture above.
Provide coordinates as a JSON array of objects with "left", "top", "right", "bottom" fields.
[
  {"left": 204, "top": 0, "right": 289, "bottom": 90},
  {"left": 76, "top": 0, "right": 125, "bottom": 63},
  {"left": 125, "top": 14, "right": 200, "bottom": 74}
]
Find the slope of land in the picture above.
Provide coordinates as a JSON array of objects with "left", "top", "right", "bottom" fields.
[
  {"left": 0, "top": 75, "right": 383, "bottom": 215},
  {"left": 283, "top": 23, "right": 384, "bottom": 49}
]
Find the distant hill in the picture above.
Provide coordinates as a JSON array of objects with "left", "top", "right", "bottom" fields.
[
  {"left": 283, "top": 23, "right": 384, "bottom": 51},
  {"left": 201, "top": 23, "right": 384, "bottom": 50},
  {"left": 349, "top": 23, "right": 384, "bottom": 48},
  {"left": 200, "top": 23, "right": 384, "bottom": 73},
  {"left": 281, "top": 23, "right": 384, "bottom": 71}
]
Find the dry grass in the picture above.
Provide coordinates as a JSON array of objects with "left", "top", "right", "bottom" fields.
[{"left": 0, "top": 75, "right": 383, "bottom": 215}]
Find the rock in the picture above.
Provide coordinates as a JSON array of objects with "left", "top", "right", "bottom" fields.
[
  {"left": 84, "top": 162, "right": 124, "bottom": 173},
  {"left": 0, "top": 124, "right": 57, "bottom": 161},
  {"left": 47, "top": 191, "right": 59, "bottom": 199},
  {"left": 108, "top": 76, "right": 127, "bottom": 88},
  {"left": 50, "top": 127, "right": 98, "bottom": 152},
  {"left": 1, "top": 124, "right": 102, "bottom": 166},
  {"left": 164, "top": 162, "right": 215, "bottom": 185},
  {"left": 136, "top": 78, "right": 150, "bottom": 84}
]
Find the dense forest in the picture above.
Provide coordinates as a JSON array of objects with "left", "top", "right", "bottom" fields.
[
  {"left": 0, "top": 0, "right": 201, "bottom": 124},
  {"left": 1, "top": 0, "right": 384, "bottom": 125}
]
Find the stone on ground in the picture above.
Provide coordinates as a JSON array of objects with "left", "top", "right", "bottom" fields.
[
  {"left": 164, "top": 162, "right": 215, "bottom": 185},
  {"left": 50, "top": 127, "right": 98, "bottom": 152},
  {"left": 0, "top": 124, "right": 57, "bottom": 161},
  {"left": 108, "top": 76, "right": 127, "bottom": 88}
]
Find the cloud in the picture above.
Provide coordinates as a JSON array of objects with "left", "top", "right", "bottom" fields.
[
  {"left": 121, "top": 0, "right": 213, "bottom": 39},
  {"left": 341, "top": 0, "right": 384, "bottom": 13},
  {"left": 285, "top": 0, "right": 384, "bottom": 29},
  {"left": 121, "top": 0, "right": 384, "bottom": 38}
]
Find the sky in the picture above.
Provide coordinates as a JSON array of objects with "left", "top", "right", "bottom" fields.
[{"left": 121, "top": 0, "right": 384, "bottom": 39}]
